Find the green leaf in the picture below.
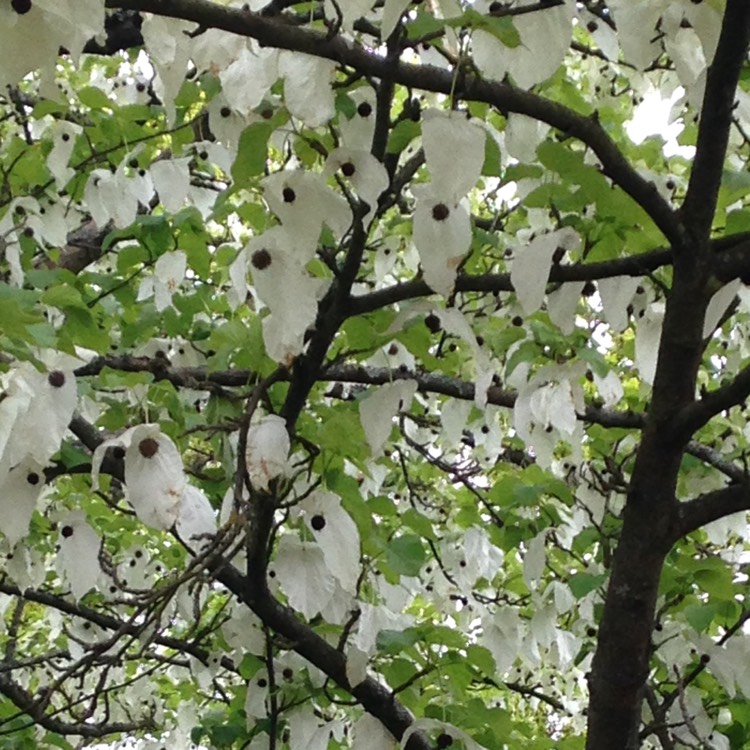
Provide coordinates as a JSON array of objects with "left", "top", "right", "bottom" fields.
[
  {"left": 376, "top": 628, "right": 419, "bottom": 654},
  {"left": 482, "top": 131, "right": 502, "bottom": 176},
  {"left": 684, "top": 602, "right": 716, "bottom": 633},
  {"left": 387, "top": 119, "right": 421, "bottom": 154},
  {"left": 385, "top": 534, "right": 426, "bottom": 576},
  {"left": 41, "top": 283, "right": 87, "bottom": 310},
  {"left": 568, "top": 573, "right": 607, "bottom": 598},
  {"left": 78, "top": 86, "right": 114, "bottom": 110},
  {"left": 232, "top": 122, "right": 273, "bottom": 186},
  {"left": 462, "top": 8, "right": 521, "bottom": 48},
  {"left": 466, "top": 644, "right": 496, "bottom": 676},
  {"left": 401, "top": 508, "right": 437, "bottom": 540},
  {"left": 335, "top": 90, "right": 356, "bottom": 119},
  {"left": 404, "top": 10, "right": 446, "bottom": 40}
]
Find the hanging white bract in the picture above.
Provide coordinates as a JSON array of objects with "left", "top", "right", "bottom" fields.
[
  {"left": 124, "top": 424, "right": 186, "bottom": 530},
  {"left": 300, "top": 492, "right": 361, "bottom": 595},
  {"left": 245, "top": 414, "right": 290, "bottom": 491},
  {"left": 511, "top": 228, "right": 580, "bottom": 315},
  {"left": 176, "top": 485, "right": 218, "bottom": 553},
  {"left": 56, "top": 510, "right": 103, "bottom": 601},
  {"left": 412, "top": 110, "right": 485, "bottom": 296},
  {"left": 244, "top": 228, "right": 328, "bottom": 364},
  {"left": 272, "top": 535, "right": 335, "bottom": 619},
  {"left": 359, "top": 379, "right": 418, "bottom": 456},
  {"left": 0, "top": 360, "right": 78, "bottom": 471},
  {"left": 262, "top": 170, "right": 350, "bottom": 260},
  {"left": 324, "top": 148, "right": 389, "bottom": 222},
  {"left": 137, "top": 249, "right": 187, "bottom": 312},
  {"left": 0, "top": 458, "right": 46, "bottom": 547}
]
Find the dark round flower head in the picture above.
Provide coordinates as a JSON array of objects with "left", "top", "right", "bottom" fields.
[
  {"left": 432, "top": 203, "right": 450, "bottom": 221},
  {"left": 138, "top": 438, "right": 159, "bottom": 458},
  {"left": 12, "top": 0, "right": 32, "bottom": 13},
  {"left": 48, "top": 371, "right": 66, "bottom": 388},
  {"left": 251, "top": 249, "right": 272, "bottom": 270}
]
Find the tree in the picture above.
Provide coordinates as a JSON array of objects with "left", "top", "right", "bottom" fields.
[{"left": 0, "top": 0, "right": 749, "bottom": 748}]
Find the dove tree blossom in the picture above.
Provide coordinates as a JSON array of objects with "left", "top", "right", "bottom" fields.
[{"left": 0, "top": 2, "right": 749, "bottom": 750}]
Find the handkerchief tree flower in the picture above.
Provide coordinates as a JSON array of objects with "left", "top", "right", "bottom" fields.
[{"left": 0, "top": 2, "right": 749, "bottom": 750}]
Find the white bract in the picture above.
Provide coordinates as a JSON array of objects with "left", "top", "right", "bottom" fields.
[
  {"left": 598, "top": 276, "right": 643, "bottom": 332},
  {"left": 635, "top": 302, "right": 666, "bottom": 386},
  {"left": 345, "top": 645, "right": 369, "bottom": 689},
  {"left": 704, "top": 279, "right": 741, "bottom": 338},
  {"left": 273, "top": 535, "right": 335, "bottom": 619},
  {"left": 279, "top": 51, "right": 336, "bottom": 127},
  {"left": 514, "top": 363, "right": 586, "bottom": 467},
  {"left": 359, "top": 379, "right": 418, "bottom": 455},
  {"left": 300, "top": 492, "right": 361, "bottom": 595},
  {"left": 421, "top": 109, "right": 485, "bottom": 199},
  {"left": 84, "top": 168, "right": 141, "bottom": 228},
  {"left": 436, "top": 306, "right": 495, "bottom": 407},
  {"left": 609, "top": 0, "right": 720, "bottom": 72},
  {"left": 323, "top": 0, "right": 373, "bottom": 32},
  {"left": 245, "top": 228, "right": 328, "bottom": 363},
  {"left": 263, "top": 170, "right": 351, "bottom": 260},
  {"left": 288, "top": 710, "right": 343, "bottom": 750},
  {"left": 511, "top": 228, "right": 580, "bottom": 315},
  {"left": 459, "top": 526, "right": 504, "bottom": 587},
  {"left": 593, "top": 370, "right": 625, "bottom": 409},
  {"left": 245, "top": 414, "right": 290, "bottom": 491},
  {"left": 339, "top": 88, "right": 377, "bottom": 150},
  {"left": 245, "top": 673, "right": 270, "bottom": 721},
  {"left": 381, "top": 0, "right": 412, "bottom": 41},
  {"left": 176, "top": 486, "right": 217, "bottom": 553},
  {"left": 0, "top": 0, "right": 103, "bottom": 90},
  {"left": 221, "top": 605, "right": 265, "bottom": 660},
  {"left": 150, "top": 158, "right": 191, "bottom": 213},
  {"left": 141, "top": 14, "right": 193, "bottom": 122},
  {"left": 0, "top": 362, "right": 77, "bottom": 470},
  {"left": 472, "top": 0, "right": 574, "bottom": 88},
  {"left": 137, "top": 250, "right": 187, "bottom": 312},
  {"left": 46, "top": 121, "right": 82, "bottom": 186},
  {"left": 504, "top": 113, "right": 550, "bottom": 163},
  {"left": 548, "top": 282, "right": 585, "bottom": 335},
  {"left": 352, "top": 712, "right": 397, "bottom": 750},
  {"left": 523, "top": 530, "right": 547, "bottom": 589},
  {"left": 401, "top": 718, "right": 487, "bottom": 750},
  {"left": 219, "top": 43, "right": 278, "bottom": 116},
  {"left": 124, "top": 424, "right": 186, "bottom": 530},
  {"left": 325, "top": 148, "right": 389, "bottom": 221},
  {"left": 56, "top": 511, "right": 102, "bottom": 601},
  {"left": 208, "top": 94, "right": 256, "bottom": 149},
  {"left": 0, "top": 458, "right": 46, "bottom": 547},
  {"left": 412, "top": 110, "right": 485, "bottom": 296},
  {"left": 412, "top": 188, "right": 472, "bottom": 297}
]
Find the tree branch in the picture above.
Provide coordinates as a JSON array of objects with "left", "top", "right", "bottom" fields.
[
  {"left": 674, "top": 483, "right": 750, "bottom": 539},
  {"left": 0, "top": 671, "right": 151, "bottom": 738},
  {"left": 213, "top": 564, "right": 431, "bottom": 750},
  {"left": 668, "top": 362, "right": 750, "bottom": 443},
  {"left": 685, "top": 440, "right": 747, "bottom": 483},
  {"left": 349, "top": 230, "right": 750, "bottom": 317},
  {"left": 0, "top": 581, "right": 228, "bottom": 670},
  {"left": 72, "top": 357, "right": 645, "bottom": 431}
]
